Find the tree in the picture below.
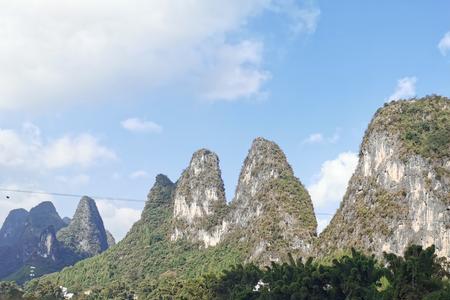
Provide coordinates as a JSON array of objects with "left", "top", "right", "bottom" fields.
[
  {"left": 383, "top": 245, "right": 449, "bottom": 300},
  {"left": 0, "top": 281, "right": 24, "bottom": 300}
]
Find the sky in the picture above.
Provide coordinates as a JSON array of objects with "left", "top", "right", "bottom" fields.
[{"left": 0, "top": 0, "right": 449, "bottom": 241}]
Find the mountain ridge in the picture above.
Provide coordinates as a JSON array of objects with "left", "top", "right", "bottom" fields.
[
  {"left": 24, "top": 95, "right": 450, "bottom": 298},
  {"left": 0, "top": 197, "right": 113, "bottom": 283}
]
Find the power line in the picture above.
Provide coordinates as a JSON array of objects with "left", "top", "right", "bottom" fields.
[
  {"left": 0, "top": 187, "right": 336, "bottom": 216},
  {"left": 0, "top": 188, "right": 145, "bottom": 203}
]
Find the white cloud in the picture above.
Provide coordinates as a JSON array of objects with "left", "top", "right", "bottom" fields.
[
  {"left": 308, "top": 151, "right": 358, "bottom": 210},
  {"left": 388, "top": 77, "right": 417, "bottom": 101},
  {"left": 270, "top": 0, "right": 320, "bottom": 34},
  {"left": 0, "top": 184, "right": 53, "bottom": 226},
  {"left": 43, "top": 134, "right": 116, "bottom": 169},
  {"left": 0, "top": 123, "right": 116, "bottom": 170},
  {"left": 56, "top": 174, "right": 91, "bottom": 186},
  {"left": 303, "top": 133, "right": 324, "bottom": 144},
  {"left": 0, "top": 0, "right": 319, "bottom": 109},
  {"left": 96, "top": 200, "right": 141, "bottom": 241},
  {"left": 438, "top": 32, "right": 450, "bottom": 56},
  {"left": 302, "top": 129, "right": 340, "bottom": 145},
  {"left": 203, "top": 40, "right": 271, "bottom": 101},
  {"left": 129, "top": 170, "right": 149, "bottom": 180},
  {"left": 121, "top": 118, "right": 162, "bottom": 134},
  {"left": 316, "top": 217, "right": 332, "bottom": 234}
]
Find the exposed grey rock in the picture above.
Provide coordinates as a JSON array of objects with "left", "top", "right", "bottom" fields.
[
  {"left": 229, "top": 137, "right": 297, "bottom": 226},
  {"left": 37, "top": 226, "right": 59, "bottom": 261},
  {"left": 226, "top": 137, "right": 317, "bottom": 263},
  {"left": 62, "top": 217, "right": 71, "bottom": 225},
  {"left": 0, "top": 209, "right": 29, "bottom": 247},
  {"left": 0, "top": 202, "right": 65, "bottom": 280},
  {"left": 168, "top": 138, "right": 317, "bottom": 261},
  {"left": 28, "top": 201, "right": 66, "bottom": 237},
  {"left": 57, "top": 196, "right": 109, "bottom": 258},
  {"left": 318, "top": 98, "right": 450, "bottom": 258},
  {"left": 106, "top": 231, "right": 116, "bottom": 247},
  {"left": 171, "top": 149, "right": 228, "bottom": 247}
]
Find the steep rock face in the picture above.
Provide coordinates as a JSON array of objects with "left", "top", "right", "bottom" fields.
[
  {"left": 37, "top": 226, "right": 60, "bottom": 261},
  {"left": 227, "top": 137, "right": 317, "bottom": 263},
  {"left": 27, "top": 202, "right": 66, "bottom": 238},
  {"left": 171, "top": 149, "right": 228, "bottom": 247},
  {"left": 0, "top": 209, "right": 29, "bottom": 247},
  {"left": 106, "top": 231, "right": 116, "bottom": 247},
  {"left": 318, "top": 96, "right": 450, "bottom": 258},
  {"left": 32, "top": 142, "right": 318, "bottom": 293},
  {"left": 57, "top": 196, "right": 109, "bottom": 258},
  {"left": 0, "top": 198, "right": 113, "bottom": 283},
  {"left": 0, "top": 202, "right": 66, "bottom": 280}
]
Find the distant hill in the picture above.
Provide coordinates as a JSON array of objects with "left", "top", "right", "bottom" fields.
[{"left": 0, "top": 197, "right": 114, "bottom": 283}]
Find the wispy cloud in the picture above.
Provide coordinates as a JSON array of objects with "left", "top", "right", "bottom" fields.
[
  {"left": 96, "top": 200, "right": 141, "bottom": 241},
  {"left": 302, "top": 129, "right": 340, "bottom": 145},
  {"left": 55, "top": 174, "right": 90, "bottom": 186},
  {"left": 0, "top": 123, "right": 116, "bottom": 170},
  {"left": 121, "top": 118, "right": 162, "bottom": 134},
  {"left": 203, "top": 40, "right": 270, "bottom": 101},
  {"left": 388, "top": 77, "right": 417, "bottom": 101},
  {"left": 438, "top": 32, "right": 450, "bottom": 56},
  {"left": 307, "top": 152, "right": 358, "bottom": 233},
  {"left": 129, "top": 170, "right": 149, "bottom": 180},
  {"left": 270, "top": 0, "right": 320, "bottom": 35},
  {"left": 0, "top": 0, "right": 320, "bottom": 110}
]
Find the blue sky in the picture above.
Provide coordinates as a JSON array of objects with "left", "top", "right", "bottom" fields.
[{"left": 0, "top": 0, "right": 449, "bottom": 240}]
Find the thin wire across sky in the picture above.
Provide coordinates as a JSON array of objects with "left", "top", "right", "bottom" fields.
[{"left": 0, "top": 187, "right": 335, "bottom": 216}]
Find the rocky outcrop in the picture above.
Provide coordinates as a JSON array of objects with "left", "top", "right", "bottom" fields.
[
  {"left": 57, "top": 196, "right": 109, "bottom": 258},
  {"left": 27, "top": 202, "right": 66, "bottom": 238},
  {"left": 37, "top": 226, "right": 59, "bottom": 261},
  {"left": 106, "top": 231, "right": 116, "bottom": 247},
  {"left": 226, "top": 137, "right": 317, "bottom": 263},
  {"left": 0, "top": 209, "right": 29, "bottom": 247},
  {"left": 0, "top": 202, "right": 66, "bottom": 280},
  {"left": 0, "top": 197, "right": 112, "bottom": 283},
  {"left": 169, "top": 138, "right": 317, "bottom": 260},
  {"left": 318, "top": 96, "right": 450, "bottom": 258},
  {"left": 171, "top": 149, "right": 228, "bottom": 247}
]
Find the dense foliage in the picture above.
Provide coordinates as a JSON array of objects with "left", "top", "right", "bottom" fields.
[
  {"left": 368, "top": 95, "right": 450, "bottom": 161},
  {"left": 2, "top": 245, "right": 449, "bottom": 299},
  {"left": 199, "top": 245, "right": 449, "bottom": 300}
]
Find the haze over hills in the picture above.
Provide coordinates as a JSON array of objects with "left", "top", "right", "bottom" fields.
[
  {"left": 27, "top": 95, "right": 449, "bottom": 298},
  {"left": 0, "top": 197, "right": 114, "bottom": 283}
]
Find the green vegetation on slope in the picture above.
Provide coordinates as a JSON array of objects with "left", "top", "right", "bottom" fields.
[
  {"left": 5, "top": 245, "right": 450, "bottom": 300},
  {"left": 367, "top": 95, "right": 450, "bottom": 160},
  {"left": 37, "top": 176, "right": 246, "bottom": 294}
]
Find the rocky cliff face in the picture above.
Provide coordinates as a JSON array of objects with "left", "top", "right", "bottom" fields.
[
  {"left": 106, "top": 231, "right": 116, "bottom": 247},
  {"left": 318, "top": 96, "right": 450, "bottom": 257},
  {"left": 0, "top": 202, "right": 66, "bottom": 280},
  {"left": 0, "top": 197, "right": 112, "bottom": 283},
  {"left": 27, "top": 202, "right": 66, "bottom": 238},
  {"left": 171, "top": 149, "right": 228, "bottom": 247},
  {"left": 37, "top": 226, "right": 60, "bottom": 261},
  {"left": 0, "top": 209, "right": 29, "bottom": 247},
  {"left": 226, "top": 137, "right": 317, "bottom": 263},
  {"left": 169, "top": 139, "right": 317, "bottom": 258},
  {"left": 57, "top": 196, "right": 109, "bottom": 258},
  {"left": 38, "top": 141, "right": 319, "bottom": 292}
]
